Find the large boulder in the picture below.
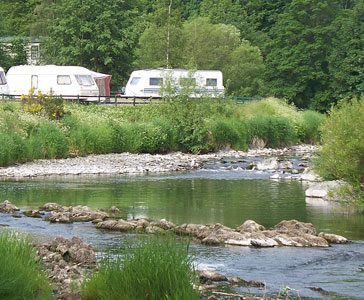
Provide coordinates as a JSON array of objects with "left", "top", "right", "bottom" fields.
[
  {"left": 236, "top": 220, "right": 265, "bottom": 233},
  {"left": 273, "top": 220, "right": 317, "bottom": 236},
  {"left": 96, "top": 219, "right": 137, "bottom": 232},
  {"left": 40, "top": 203, "right": 67, "bottom": 212},
  {"left": 199, "top": 270, "right": 228, "bottom": 282},
  {"left": 0, "top": 200, "right": 19, "bottom": 213},
  {"left": 318, "top": 232, "right": 348, "bottom": 244},
  {"left": 46, "top": 211, "right": 72, "bottom": 223}
]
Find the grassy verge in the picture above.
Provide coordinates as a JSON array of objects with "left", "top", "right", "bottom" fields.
[
  {"left": 0, "top": 96, "right": 324, "bottom": 166},
  {"left": 80, "top": 236, "right": 199, "bottom": 300},
  {"left": 0, "top": 231, "right": 53, "bottom": 300}
]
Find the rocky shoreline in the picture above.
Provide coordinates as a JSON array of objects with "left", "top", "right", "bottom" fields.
[
  {"left": 0, "top": 145, "right": 318, "bottom": 178},
  {"left": 0, "top": 199, "right": 349, "bottom": 300}
]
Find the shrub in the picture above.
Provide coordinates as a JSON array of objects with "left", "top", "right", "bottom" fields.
[
  {"left": 0, "top": 231, "right": 53, "bottom": 300},
  {"left": 21, "top": 89, "right": 65, "bottom": 120},
  {"left": 315, "top": 97, "right": 364, "bottom": 204},
  {"left": 300, "top": 110, "right": 324, "bottom": 143},
  {"left": 210, "top": 119, "right": 248, "bottom": 151},
  {"left": 167, "top": 96, "right": 210, "bottom": 153},
  {"left": 246, "top": 115, "right": 297, "bottom": 148},
  {"left": 80, "top": 236, "right": 199, "bottom": 300}
]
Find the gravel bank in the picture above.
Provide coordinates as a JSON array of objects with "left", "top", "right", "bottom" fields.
[{"left": 0, "top": 145, "right": 318, "bottom": 178}]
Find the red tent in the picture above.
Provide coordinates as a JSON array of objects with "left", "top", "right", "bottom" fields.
[{"left": 91, "top": 72, "right": 112, "bottom": 97}]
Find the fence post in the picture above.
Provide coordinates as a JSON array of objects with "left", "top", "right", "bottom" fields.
[{"left": 133, "top": 97, "right": 136, "bottom": 106}]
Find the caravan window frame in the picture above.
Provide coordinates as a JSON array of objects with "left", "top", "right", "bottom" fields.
[
  {"left": 0, "top": 72, "right": 6, "bottom": 85},
  {"left": 206, "top": 78, "right": 217, "bottom": 87},
  {"left": 149, "top": 77, "right": 162, "bottom": 86},
  {"left": 57, "top": 75, "right": 72, "bottom": 85},
  {"left": 130, "top": 77, "right": 141, "bottom": 85},
  {"left": 75, "top": 75, "right": 95, "bottom": 86}
]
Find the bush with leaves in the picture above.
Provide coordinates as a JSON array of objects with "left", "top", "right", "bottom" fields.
[
  {"left": 315, "top": 96, "right": 364, "bottom": 204},
  {"left": 21, "top": 89, "right": 65, "bottom": 120}
]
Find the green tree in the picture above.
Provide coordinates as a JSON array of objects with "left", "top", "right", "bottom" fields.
[
  {"left": 265, "top": 0, "right": 340, "bottom": 110},
  {"left": 0, "top": 0, "right": 38, "bottom": 36},
  {"left": 182, "top": 17, "right": 241, "bottom": 70},
  {"left": 42, "top": 0, "right": 142, "bottom": 87},
  {"left": 30, "top": 0, "right": 59, "bottom": 37},
  {"left": 135, "top": 0, "right": 185, "bottom": 69},
  {"left": 328, "top": 0, "right": 364, "bottom": 101},
  {"left": 223, "top": 41, "right": 265, "bottom": 96}
]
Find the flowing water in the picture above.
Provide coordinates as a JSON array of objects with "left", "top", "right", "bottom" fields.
[{"left": 1, "top": 158, "right": 364, "bottom": 299}]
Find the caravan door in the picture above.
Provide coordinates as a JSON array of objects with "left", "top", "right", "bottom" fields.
[{"left": 0, "top": 67, "right": 10, "bottom": 95}]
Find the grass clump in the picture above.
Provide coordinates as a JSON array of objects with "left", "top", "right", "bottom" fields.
[
  {"left": 300, "top": 110, "right": 324, "bottom": 143},
  {"left": 0, "top": 231, "right": 53, "bottom": 300},
  {"left": 246, "top": 115, "right": 297, "bottom": 148},
  {"left": 80, "top": 236, "right": 200, "bottom": 300},
  {"left": 315, "top": 96, "right": 364, "bottom": 205}
]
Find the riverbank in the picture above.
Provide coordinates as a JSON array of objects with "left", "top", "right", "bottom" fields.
[{"left": 0, "top": 144, "right": 317, "bottom": 178}]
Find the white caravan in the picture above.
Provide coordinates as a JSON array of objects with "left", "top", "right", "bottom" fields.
[
  {"left": 6, "top": 65, "right": 100, "bottom": 99},
  {"left": 0, "top": 67, "right": 10, "bottom": 96},
  {"left": 123, "top": 69, "right": 224, "bottom": 98}
]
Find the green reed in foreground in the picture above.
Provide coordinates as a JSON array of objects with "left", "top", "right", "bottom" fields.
[
  {"left": 80, "top": 236, "right": 200, "bottom": 300},
  {"left": 0, "top": 231, "right": 53, "bottom": 300}
]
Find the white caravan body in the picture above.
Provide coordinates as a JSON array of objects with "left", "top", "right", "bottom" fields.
[
  {"left": 0, "top": 67, "right": 10, "bottom": 95},
  {"left": 124, "top": 69, "right": 224, "bottom": 98},
  {"left": 6, "top": 65, "right": 99, "bottom": 98}
]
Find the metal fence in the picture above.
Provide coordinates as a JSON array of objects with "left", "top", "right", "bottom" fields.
[{"left": 1, "top": 93, "right": 263, "bottom": 106}]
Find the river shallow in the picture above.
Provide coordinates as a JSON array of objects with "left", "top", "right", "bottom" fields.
[{"left": 1, "top": 157, "right": 364, "bottom": 299}]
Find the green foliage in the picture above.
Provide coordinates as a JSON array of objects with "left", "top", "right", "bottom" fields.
[
  {"left": 0, "top": 97, "right": 322, "bottom": 166},
  {"left": 42, "top": 0, "right": 142, "bottom": 87},
  {"left": 315, "top": 97, "right": 364, "bottom": 197},
  {"left": 80, "top": 236, "right": 199, "bottom": 300},
  {"left": 21, "top": 89, "right": 65, "bottom": 120},
  {"left": 300, "top": 110, "right": 324, "bottom": 143},
  {"left": 265, "top": 0, "right": 340, "bottom": 110},
  {"left": 36, "top": 122, "right": 69, "bottom": 159},
  {"left": 210, "top": 119, "right": 248, "bottom": 151},
  {"left": 166, "top": 96, "right": 210, "bottom": 153},
  {"left": 246, "top": 115, "right": 297, "bottom": 148},
  {"left": 62, "top": 115, "right": 112, "bottom": 156},
  {"left": 0, "top": 231, "right": 53, "bottom": 300},
  {"left": 223, "top": 41, "right": 265, "bottom": 97},
  {"left": 0, "top": 132, "right": 28, "bottom": 166}
]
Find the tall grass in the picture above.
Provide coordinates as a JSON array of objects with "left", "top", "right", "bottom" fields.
[
  {"left": 246, "top": 115, "right": 297, "bottom": 148},
  {"left": 0, "top": 97, "right": 324, "bottom": 166},
  {"left": 0, "top": 231, "right": 53, "bottom": 300},
  {"left": 80, "top": 236, "right": 200, "bottom": 300}
]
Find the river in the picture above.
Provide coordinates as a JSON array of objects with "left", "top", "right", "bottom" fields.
[{"left": 1, "top": 157, "right": 363, "bottom": 299}]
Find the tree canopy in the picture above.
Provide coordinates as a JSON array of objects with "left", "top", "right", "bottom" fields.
[{"left": 0, "top": 0, "right": 362, "bottom": 108}]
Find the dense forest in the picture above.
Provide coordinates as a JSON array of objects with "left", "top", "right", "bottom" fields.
[{"left": 0, "top": 0, "right": 363, "bottom": 111}]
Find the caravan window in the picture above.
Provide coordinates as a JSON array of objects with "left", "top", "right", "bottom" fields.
[
  {"left": 130, "top": 77, "right": 141, "bottom": 85},
  {"left": 0, "top": 72, "right": 6, "bottom": 85},
  {"left": 57, "top": 75, "right": 72, "bottom": 85},
  {"left": 149, "top": 77, "right": 162, "bottom": 86},
  {"left": 31, "top": 75, "right": 38, "bottom": 89},
  {"left": 75, "top": 75, "right": 94, "bottom": 86},
  {"left": 206, "top": 78, "right": 217, "bottom": 86}
]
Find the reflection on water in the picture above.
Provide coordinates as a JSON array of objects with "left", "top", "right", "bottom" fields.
[{"left": 1, "top": 164, "right": 364, "bottom": 299}]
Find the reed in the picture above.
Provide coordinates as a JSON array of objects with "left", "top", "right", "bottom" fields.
[
  {"left": 0, "top": 231, "right": 53, "bottom": 300},
  {"left": 80, "top": 236, "right": 200, "bottom": 300}
]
